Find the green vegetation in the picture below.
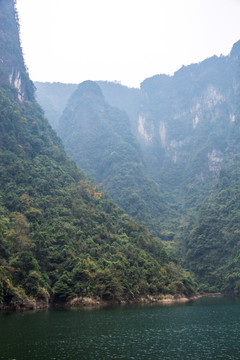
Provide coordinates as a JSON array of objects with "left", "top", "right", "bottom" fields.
[
  {"left": 0, "top": 0, "right": 196, "bottom": 307},
  {"left": 186, "top": 54, "right": 240, "bottom": 293},
  {"left": 186, "top": 156, "right": 240, "bottom": 293},
  {"left": 0, "top": 81, "right": 195, "bottom": 306},
  {"left": 35, "top": 39, "right": 240, "bottom": 295}
]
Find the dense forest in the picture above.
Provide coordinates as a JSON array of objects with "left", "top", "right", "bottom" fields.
[
  {"left": 0, "top": 0, "right": 196, "bottom": 308},
  {"left": 187, "top": 156, "right": 240, "bottom": 293}
]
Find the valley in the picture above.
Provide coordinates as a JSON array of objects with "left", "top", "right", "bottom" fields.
[
  {"left": 35, "top": 40, "right": 240, "bottom": 293},
  {"left": 0, "top": 0, "right": 240, "bottom": 310}
]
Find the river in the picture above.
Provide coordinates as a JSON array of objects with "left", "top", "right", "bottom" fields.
[{"left": 0, "top": 297, "right": 240, "bottom": 359}]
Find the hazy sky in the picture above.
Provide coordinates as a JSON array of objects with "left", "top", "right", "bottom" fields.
[{"left": 16, "top": 0, "right": 240, "bottom": 88}]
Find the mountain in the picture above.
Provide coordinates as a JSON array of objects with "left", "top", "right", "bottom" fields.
[
  {"left": 139, "top": 47, "right": 239, "bottom": 187},
  {"left": 137, "top": 42, "right": 240, "bottom": 259},
  {"left": 36, "top": 42, "right": 240, "bottom": 199},
  {"left": 34, "top": 80, "right": 141, "bottom": 134},
  {"left": 186, "top": 46, "right": 240, "bottom": 293},
  {"left": 35, "top": 40, "right": 240, "bottom": 293},
  {"left": 57, "top": 80, "right": 175, "bottom": 237},
  {"left": 0, "top": 0, "right": 194, "bottom": 308}
]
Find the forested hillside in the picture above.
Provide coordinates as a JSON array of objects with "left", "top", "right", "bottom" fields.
[
  {"left": 0, "top": 0, "right": 195, "bottom": 308},
  {"left": 186, "top": 53, "right": 240, "bottom": 292},
  {"left": 187, "top": 156, "right": 240, "bottom": 293}
]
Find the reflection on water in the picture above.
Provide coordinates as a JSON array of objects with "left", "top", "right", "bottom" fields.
[{"left": 0, "top": 297, "right": 240, "bottom": 360}]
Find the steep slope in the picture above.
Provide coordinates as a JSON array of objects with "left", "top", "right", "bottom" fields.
[
  {"left": 140, "top": 44, "right": 240, "bottom": 191},
  {"left": 0, "top": 0, "right": 195, "bottom": 307},
  {"left": 186, "top": 48, "right": 240, "bottom": 293},
  {"left": 97, "top": 81, "right": 141, "bottom": 135},
  {"left": 186, "top": 157, "right": 240, "bottom": 293},
  {"left": 57, "top": 81, "right": 172, "bottom": 237}
]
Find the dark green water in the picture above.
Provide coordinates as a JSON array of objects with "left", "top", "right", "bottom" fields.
[{"left": 1, "top": 297, "right": 240, "bottom": 360}]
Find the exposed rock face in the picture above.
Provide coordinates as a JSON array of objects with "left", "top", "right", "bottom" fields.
[
  {"left": 138, "top": 115, "right": 153, "bottom": 144},
  {"left": 9, "top": 68, "right": 24, "bottom": 101},
  {"left": 0, "top": 0, "right": 34, "bottom": 101},
  {"left": 137, "top": 48, "right": 239, "bottom": 189},
  {"left": 159, "top": 122, "right": 166, "bottom": 148}
]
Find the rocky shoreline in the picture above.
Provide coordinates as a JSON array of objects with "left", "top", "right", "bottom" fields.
[
  {"left": 0, "top": 299, "right": 49, "bottom": 311},
  {"left": 67, "top": 294, "right": 202, "bottom": 308},
  {"left": 0, "top": 293, "right": 224, "bottom": 311}
]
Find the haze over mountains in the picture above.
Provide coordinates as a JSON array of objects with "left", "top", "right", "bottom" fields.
[
  {"left": 0, "top": 0, "right": 197, "bottom": 307},
  {"left": 0, "top": 0, "right": 240, "bottom": 309},
  {"left": 35, "top": 40, "right": 240, "bottom": 293}
]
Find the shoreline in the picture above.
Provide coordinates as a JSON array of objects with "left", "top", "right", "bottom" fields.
[
  {"left": 66, "top": 293, "right": 224, "bottom": 309},
  {"left": 0, "top": 292, "right": 224, "bottom": 311},
  {"left": 67, "top": 294, "right": 199, "bottom": 308}
]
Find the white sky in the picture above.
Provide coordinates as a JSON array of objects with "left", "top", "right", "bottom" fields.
[{"left": 16, "top": 0, "right": 240, "bottom": 88}]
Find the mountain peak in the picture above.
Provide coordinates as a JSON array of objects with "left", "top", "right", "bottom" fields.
[
  {"left": 230, "top": 40, "right": 240, "bottom": 58},
  {"left": 67, "top": 80, "right": 104, "bottom": 110},
  {"left": 75, "top": 80, "right": 103, "bottom": 98}
]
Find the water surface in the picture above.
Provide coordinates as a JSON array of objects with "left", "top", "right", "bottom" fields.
[{"left": 1, "top": 297, "right": 240, "bottom": 359}]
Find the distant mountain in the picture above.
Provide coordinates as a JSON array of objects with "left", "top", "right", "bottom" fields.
[
  {"left": 57, "top": 80, "right": 171, "bottom": 236},
  {"left": 34, "top": 81, "right": 141, "bottom": 133},
  {"left": 35, "top": 44, "right": 240, "bottom": 222},
  {"left": 35, "top": 40, "right": 240, "bottom": 293},
  {"left": 0, "top": 0, "right": 194, "bottom": 308}
]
